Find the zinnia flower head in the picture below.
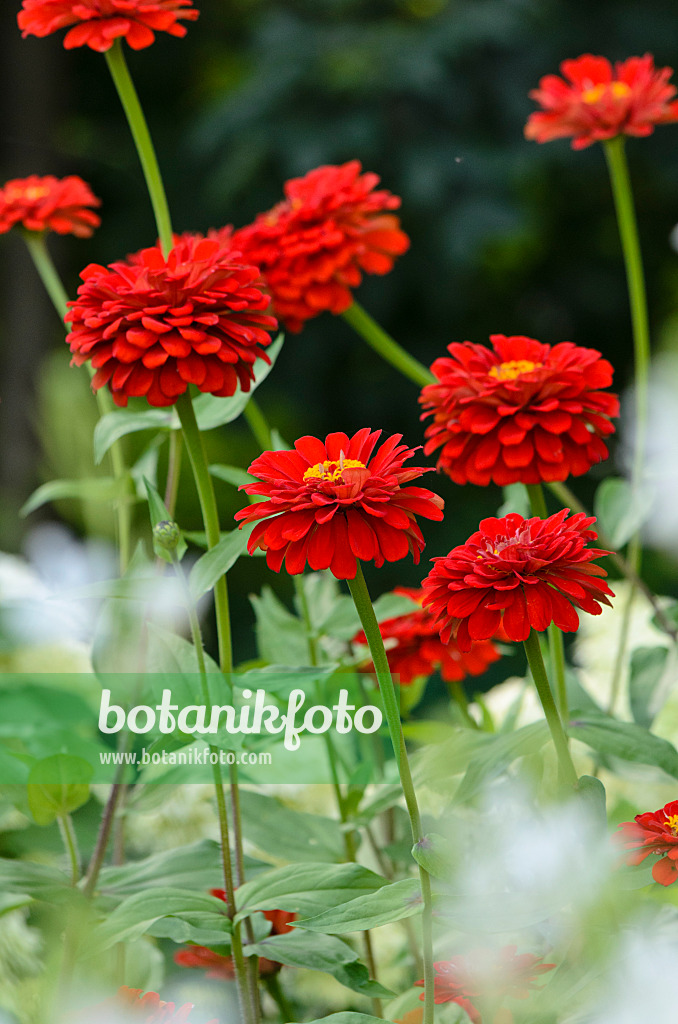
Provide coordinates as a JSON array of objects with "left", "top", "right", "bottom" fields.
[
  {"left": 422, "top": 509, "right": 613, "bottom": 652},
  {"left": 415, "top": 946, "right": 556, "bottom": 1022},
  {"left": 75, "top": 985, "right": 217, "bottom": 1023},
  {"left": 231, "top": 160, "right": 409, "bottom": 332},
  {"left": 18, "top": 0, "right": 198, "bottom": 52},
  {"left": 525, "top": 53, "right": 678, "bottom": 150},
  {"left": 353, "top": 586, "right": 502, "bottom": 684},
  {"left": 0, "top": 174, "right": 101, "bottom": 238},
  {"left": 420, "top": 334, "right": 618, "bottom": 487},
  {"left": 614, "top": 800, "right": 678, "bottom": 886},
  {"left": 65, "top": 233, "right": 277, "bottom": 407},
  {"left": 235, "top": 429, "right": 444, "bottom": 579}
]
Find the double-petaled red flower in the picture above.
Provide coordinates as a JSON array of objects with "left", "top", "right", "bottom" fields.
[
  {"left": 65, "top": 234, "right": 277, "bottom": 407},
  {"left": 614, "top": 800, "right": 678, "bottom": 886},
  {"left": 353, "top": 586, "right": 502, "bottom": 685},
  {"left": 415, "top": 947, "right": 556, "bottom": 1023},
  {"left": 175, "top": 890, "right": 295, "bottom": 980},
  {"left": 235, "top": 429, "right": 444, "bottom": 580},
  {"left": 525, "top": 54, "right": 678, "bottom": 150},
  {"left": 75, "top": 986, "right": 217, "bottom": 1023},
  {"left": 18, "top": 0, "right": 198, "bottom": 52},
  {"left": 0, "top": 174, "right": 101, "bottom": 238},
  {"left": 420, "top": 334, "right": 618, "bottom": 487},
  {"left": 422, "top": 510, "right": 613, "bottom": 652},
  {"left": 231, "top": 161, "right": 409, "bottom": 332}
]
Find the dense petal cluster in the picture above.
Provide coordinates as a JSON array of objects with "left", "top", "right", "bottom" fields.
[
  {"left": 353, "top": 586, "right": 502, "bottom": 685},
  {"left": 0, "top": 174, "right": 100, "bottom": 238},
  {"left": 18, "top": 0, "right": 198, "bottom": 51},
  {"left": 416, "top": 947, "right": 555, "bottom": 1022},
  {"left": 75, "top": 986, "right": 217, "bottom": 1023},
  {"left": 65, "top": 234, "right": 277, "bottom": 407},
  {"left": 525, "top": 54, "right": 678, "bottom": 149},
  {"left": 420, "top": 334, "right": 618, "bottom": 487},
  {"left": 422, "top": 510, "right": 613, "bottom": 651},
  {"left": 235, "top": 429, "right": 444, "bottom": 580},
  {"left": 614, "top": 800, "right": 678, "bottom": 886},
  {"left": 231, "top": 161, "right": 409, "bottom": 332}
]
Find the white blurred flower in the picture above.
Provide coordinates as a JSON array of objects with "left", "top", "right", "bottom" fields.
[
  {"left": 124, "top": 785, "right": 218, "bottom": 854},
  {"left": 0, "top": 908, "right": 42, "bottom": 1016},
  {"left": 470, "top": 677, "right": 542, "bottom": 730}
]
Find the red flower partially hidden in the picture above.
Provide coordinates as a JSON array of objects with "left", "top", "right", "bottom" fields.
[
  {"left": 354, "top": 586, "right": 502, "bottom": 685},
  {"left": 0, "top": 174, "right": 101, "bottom": 238},
  {"left": 420, "top": 334, "right": 618, "bottom": 487},
  {"left": 422, "top": 510, "right": 613, "bottom": 652},
  {"left": 18, "top": 0, "right": 198, "bottom": 52},
  {"left": 65, "top": 234, "right": 277, "bottom": 407},
  {"left": 231, "top": 161, "right": 409, "bottom": 332},
  {"left": 416, "top": 947, "right": 556, "bottom": 1023},
  {"left": 174, "top": 890, "right": 296, "bottom": 980},
  {"left": 235, "top": 429, "right": 444, "bottom": 580},
  {"left": 614, "top": 800, "right": 678, "bottom": 886},
  {"left": 75, "top": 985, "right": 217, "bottom": 1023},
  {"left": 525, "top": 53, "right": 678, "bottom": 149}
]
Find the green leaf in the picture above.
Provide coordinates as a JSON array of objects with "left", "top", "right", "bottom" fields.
[
  {"left": 302, "top": 1015, "right": 387, "bottom": 1024},
  {"left": 190, "top": 333, "right": 284, "bottom": 431},
  {"left": 412, "top": 833, "right": 455, "bottom": 881},
  {"left": 296, "top": 877, "right": 421, "bottom": 933},
  {"left": 234, "top": 663, "right": 339, "bottom": 699},
  {"left": 233, "top": 790, "right": 344, "bottom": 863},
  {"left": 251, "top": 587, "right": 309, "bottom": 665},
  {"left": 246, "top": 930, "right": 358, "bottom": 971},
  {"left": 97, "top": 840, "right": 226, "bottom": 896},
  {"left": 145, "top": 623, "right": 221, "bottom": 679},
  {"left": 594, "top": 477, "right": 652, "bottom": 549},
  {"left": 189, "top": 524, "right": 256, "bottom": 601},
  {"left": 27, "top": 754, "right": 93, "bottom": 826},
  {"left": 0, "top": 858, "right": 71, "bottom": 900},
  {"left": 576, "top": 775, "right": 607, "bottom": 833},
  {"left": 94, "top": 411, "right": 172, "bottom": 465},
  {"left": 20, "top": 476, "right": 131, "bottom": 517},
  {"left": 568, "top": 711, "right": 678, "bottom": 777},
  {"left": 209, "top": 464, "right": 256, "bottom": 488},
  {"left": 90, "top": 888, "right": 230, "bottom": 952},
  {"left": 453, "top": 722, "right": 550, "bottom": 803},
  {"left": 235, "top": 863, "right": 387, "bottom": 922},
  {"left": 629, "top": 646, "right": 672, "bottom": 729}
]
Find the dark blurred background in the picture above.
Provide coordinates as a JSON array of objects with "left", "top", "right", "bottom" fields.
[{"left": 2, "top": 0, "right": 678, "bottom": 665}]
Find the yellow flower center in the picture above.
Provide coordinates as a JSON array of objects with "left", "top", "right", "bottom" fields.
[
  {"left": 665, "top": 813, "right": 678, "bottom": 836},
  {"left": 303, "top": 456, "right": 367, "bottom": 484},
  {"left": 488, "top": 359, "right": 541, "bottom": 382},
  {"left": 5, "top": 184, "right": 50, "bottom": 203},
  {"left": 582, "top": 81, "right": 632, "bottom": 105}
]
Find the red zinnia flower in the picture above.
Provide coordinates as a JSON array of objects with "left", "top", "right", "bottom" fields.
[
  {"left": 525, "top": 53, "right": 678, "bottom": 150},
  {"left": 0, "top": 174, "right": 101, "bottom": 238},
  {"left": 353, "top": 586, "right": 502, "bottom": 685},
  {"left": 65, "top": 233, "right": 277, "bottom": 407},
  {"left": 231, "top": 161, "right": 410, "bottom": 332},
  {"left": 614, "top": 800, "right": 678, "bottom": 886},
  {"left": 415, "top": 947, "right": 556, "bottom": 1023},
  {"left": 422, "top": 509, "right": 613, "bottom": 652},
  {"left": 18, "top": 0, "right": 198, "bottom": 52},
  {"left": 174, "top": 890, "right": 296, "bottom": 980},
  {"left": 235, "top": 429, "right": 444, "bottom": 580},
  {"left": 420, "top": 334, "right": 618, "bottom": 487},
  {"left": 75, "top": 985, "right": 217, "bottom": 1023}
]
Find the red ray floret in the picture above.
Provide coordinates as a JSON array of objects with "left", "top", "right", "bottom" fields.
[
  {"left": 18, "top": 0, "right": 198, "bottom": 52},
  {"left": 614, "top": 799, "right": 678, "bottom": 886},
  {"left": 65, "top": 233, "right": 277, "bottom": 407},
  {"left": 354, "top": 586, "right": 502, "bottom": 684},
  {"left": 0, "top": 174, "right": 101, "bottom": 238},
  {"left": 232, "top": 160, "right": 409, "bottom": 332},
  {"left": 75, "top": 985, "right": 218, "bottom": 1023},
  {"left": 421, "top": 509, "right": 613, "bottom": 652},
  {"left": 525, "top": 53, "right": 678, "bottom": 149},
  {"left": 235, "top": 429, "right": 444, "bottom": 580},
  {"left": 420, "top": 334, "right": 619, "bottom": 487}
]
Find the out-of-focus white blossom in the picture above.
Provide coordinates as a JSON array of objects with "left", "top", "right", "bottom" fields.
[
  {"left": 0, "top": 909, "right": 43, "bottom": 1017},
  {"left": 124, "top": 786, "right": 218, "bottom": 854}
]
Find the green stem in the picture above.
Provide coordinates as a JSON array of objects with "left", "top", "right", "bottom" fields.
[
  {"left": 164, "top": 431, "right": 183, "bottom": 519},
  {"left": 523, "top": 630, "right": 578, "bottom": 789},
  {"left": 347, "top": 562, "right": 434, "bottom": 1024},
  {"left": 244, "top": 399, "right": 274, "bottom": 451},
  {"left": 448, "top": 679, "right": 478, "bottom": 729},
  {"left": 58, "top": 815, "right": 80, "bottom": 886},
  {"left": 343, "top": 300, "right": 435, "bottom": 388},
  {"left": 22, "top": 230, "right": 69, "bottom": 318},
  {"left": 104, "top": 40, "right": 173, "bottom": 256},
  {"left": 263, "top": 974, "right": 294, "bottom": 1023}
]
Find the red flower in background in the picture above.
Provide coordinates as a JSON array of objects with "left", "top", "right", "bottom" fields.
[
  {"left": 422, "top": 510, "right": 613, "bottom": 652},
  {"left": 614, "top": 800, "right": 678, "bottom": 886},
  {"left": 525, "top": 54, "right": 678, "bottom": 149},
  {"left": 232, "top": 161, "right": 409, "bottom": 332},
  {"left": 75, "top": 985, "right": 217, "bottom": 1023},
  {"left": 0, "top": 174, "right": 101, "bottom": 238},
  {"left": 66, "top": 234, "right": 277, "bottom": 407},
  {"left": 415, "top": 947, "right": 556, "bottom": 1023},
  {"left": 420, "top": 334, "right": 618, "bottom": 487},
  {"left": 18, "top": 0, "right": 198, "bottom": 52},
  {"left": 175, "top": 890, "right": 296, "bottom": 979},
  {"left": 354, "top": 587, "right": 502, "bottom": 685},
  {"left": 235, "top": 429, "right": 444, "bottom": 579}
]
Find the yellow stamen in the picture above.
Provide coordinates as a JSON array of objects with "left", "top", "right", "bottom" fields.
[
  {"left": 665, "top": 813, "right": 678, "bottom": 836},
  {"left": 5, "top": 184, "right": 50, "bottom": 202},
  {"left": 582, "top": 81, "right": 632, "bottom": 105},
  {"left": 488, "top": 359, "right": 541, "bottom": 382},
  {"left": 303, "top": 453, "right": 366, "bottom": 484}
]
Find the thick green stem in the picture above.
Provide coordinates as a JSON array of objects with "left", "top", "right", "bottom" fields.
[
  {"left": 347, "top": 562, "right": 434, "bottom": 1024},
  {"left": 244, "top": 399, "right": 273, "bottom": 451},
  {"left": 22, "top": 230, "right": 70, "bottom": 317},
  {"left": 343, "top": 301, "right": 435, "bottom": 388},
  {"left": 164, "top": 431, "right": 183, "bottom": 519},
  {"left": 523, "top": 630, "right": 578, "bottom": 790},
  {"left": 104, "top": 40, "right": 173, "bottom": 256}
]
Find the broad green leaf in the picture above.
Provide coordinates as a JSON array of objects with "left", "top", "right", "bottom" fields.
[
  {"left": 234, "top": 663, "right": 339, "bottom": 699},
  {"left": 209, "top": 464, "right": 256, "bottom": 488},
  {"left": 27, "top": 754, "right": 93, "bottom": 826},
  {"left": 235, "top": 863, "right": 387, "bottom": 922},
  {"left": 251, "top": 587, "right": 309, "bottom": 665},
  {"left": 90, "top": 888, "right": 230, "bottom": 952},
  {"left": 233, "top": 790, "right": 344, "bottom": 863},
  {"left": 568, "top": 711, "right": 678, "bottom": 777},
  {"left": 145, "top": 623, "right": 221, "bottom": 679},
  {"left": 189, "top": 523, "right": 257, "bottom": 601},
  {"left": 20, "top": 476, "right": 132, "bottom": 517},
  {"left": 98, "top": 840, "right": 226, "bottom": 896},
  {"left": 0, "top": 858, "right": 71, "bottom": 901},
  {"left": 453, "top": 721, "right": 550, "bottom": 803},
  {"left": 189, "top": 333, "right": 284, "bottom": 431},
  {"left": 320, "top": 591, "right": 419, "bottom": 642},
  {"left": 296, "top": 877, "right": 421, "bottom": 933},
  {"left": 246, "top": 930, "right": 358, "bottom": 971},
  {"left": 629, "top": 645, "right": 672, "bottom": 729},
  {"left": 576, "top": 775, "right": 607, "bottom": 833},
  {"left": 143, "top": 477, "right": 186, "bottom": 563},
  {"left": 498, "top": 483, "right": 531, "bottom": 518},
  {"left": 594, "top": 477, "right": 652, "bottom": 549},
  {"left": 412, "top": 833, "right": 455, "bottom": 881},
  {"left": 94, "top": 411, "right": 172, "bottom": 465}
]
